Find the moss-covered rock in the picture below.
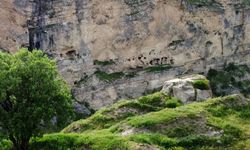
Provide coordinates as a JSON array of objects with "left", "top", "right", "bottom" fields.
[
  {"left": 162, "top": 75, "right": 212, "bottom": 103},
  {"left": 28, "top": 92, "right": 250, "bottom": 150},
  {"left": 62, "top": 92, "right": 180, "bottom": 133}
]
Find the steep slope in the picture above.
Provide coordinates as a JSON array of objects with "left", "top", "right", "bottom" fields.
[
  {"left": 1, "top": 0, "right": 250, "bottom": 110},
  {"left": 28, "top": 93, "right": 250, "bottom": 150}
]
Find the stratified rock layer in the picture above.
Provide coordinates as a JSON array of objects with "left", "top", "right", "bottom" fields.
[{"left": 1, "top": 0, "right": 250, "bottom": 110}]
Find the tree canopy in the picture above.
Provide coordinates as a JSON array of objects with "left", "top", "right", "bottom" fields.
[{"left": 0, "top": 49, "right": 73, "bottom": 150}]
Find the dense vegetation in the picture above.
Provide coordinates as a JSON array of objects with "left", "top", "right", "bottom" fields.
[
  {"left": 208, "top": 63, "right": 250, "bottom": 97},
  {"left": 0, "top": 49, "right": 73, "bottom": 150}
]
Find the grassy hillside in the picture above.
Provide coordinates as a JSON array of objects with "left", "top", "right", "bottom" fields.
[{"left": 26, "top": 92, "right": 250, "bottom": 150}]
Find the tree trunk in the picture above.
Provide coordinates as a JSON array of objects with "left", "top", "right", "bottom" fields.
[
  {"left": 10, "top": 136, "right": 29, "bottom": 150},
  {"left": 19, "top": 139, "right": 29, "bottom": 150}
]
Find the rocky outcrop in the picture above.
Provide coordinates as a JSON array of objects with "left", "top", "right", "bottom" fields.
[
  {"left": 162, "top": 74, "right": 212, "bottom": 103},
  {"left": 1, "top": 0, "right": 250, "bottom": 110}
]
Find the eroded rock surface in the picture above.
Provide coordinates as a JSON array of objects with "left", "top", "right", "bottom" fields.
[{"left": 1, "top": 0, "right": 250, "bottom": 110}]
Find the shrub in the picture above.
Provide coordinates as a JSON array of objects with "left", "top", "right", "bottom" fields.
[
  {"left": 207, "top": 63, "right": 250, "bottom": 96},
  {"left": 192, "top": 79, "right": 210, "bottom": 90},
  {"left": 0, "top": 139, "right": 12, "bottom": 150}
]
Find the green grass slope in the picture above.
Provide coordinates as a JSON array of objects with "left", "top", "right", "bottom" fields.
[{"left": 28, "top": 92, "right": 250, "bottom": 150}]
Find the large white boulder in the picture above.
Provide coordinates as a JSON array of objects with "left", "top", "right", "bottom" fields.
[{"left": 162, "top": 75, "right": 212, "bottom": 103}]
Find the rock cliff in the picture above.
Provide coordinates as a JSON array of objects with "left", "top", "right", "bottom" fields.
[{"left": 1, "top": 0, "right": 250, "bottom": 110}]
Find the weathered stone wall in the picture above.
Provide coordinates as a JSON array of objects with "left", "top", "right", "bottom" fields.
[
  {"left": 0, "top": 0, "right": 29, "bottom": 52},
  {"left": 1, "top": 0, "right": 250, "bottom": 110}
]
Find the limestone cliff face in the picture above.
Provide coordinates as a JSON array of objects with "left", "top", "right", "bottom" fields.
[
  {"left": 1, "top": 0, "right": 250, "bottom": 110},
  {"left": 0, "top": 0, "right": 28, "bottom": 52}
]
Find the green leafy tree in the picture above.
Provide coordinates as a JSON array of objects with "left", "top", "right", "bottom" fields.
[{"left": 0, "top": 49, "right": 73, "bottom": 150}]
